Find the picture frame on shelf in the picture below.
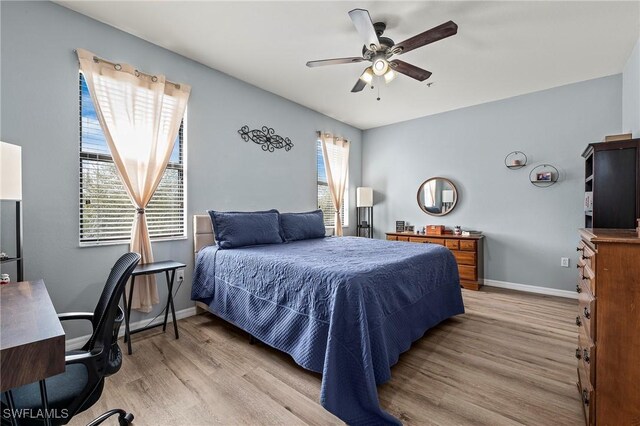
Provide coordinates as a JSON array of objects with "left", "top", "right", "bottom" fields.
[
  {"left": 395, "top": 221, "right": 405, "bottom": 233},
  {"left": 536, "top": 171, "right": 552, "bottom": 181}
]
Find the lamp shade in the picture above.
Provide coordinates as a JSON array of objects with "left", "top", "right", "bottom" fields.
[
  {"left": 356, "top": 187, "right": 373, "bottom": 207},
  {"left": 442, "top": 189, "right": 454, "bottom": 204},
  {"left": 0, "top": 142, "right": 22, "bottom": 201}
]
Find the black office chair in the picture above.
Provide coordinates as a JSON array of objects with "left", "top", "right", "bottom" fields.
[{"left": 1, "top": 252, "right": 141, "bottom": 426}]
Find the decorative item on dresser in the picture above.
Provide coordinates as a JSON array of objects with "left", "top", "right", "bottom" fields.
[
  {"left": 356, "top": 187, "right": 373, "bottom": 238},
  {"left": 582, "top": 139, "right": 639, "bottom": 228},
  {"left": 575, "top": 228, "right": 640, "bottom": 425},
  {"left": 386, "top": 232, "right": 484, "bottom": 290}
]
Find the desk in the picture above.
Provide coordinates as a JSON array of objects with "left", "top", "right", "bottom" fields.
[
  {"left": 121, "top": 260, "right": 185, "bottom": 355},
  {"left": 1, "top": 280, "right": 65, "bottom": 426}
]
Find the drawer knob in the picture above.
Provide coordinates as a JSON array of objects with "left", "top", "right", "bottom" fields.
[
  {"left": 582, "top": 275, "right": 588, "bottom": 280},
  {"left": 575, "top": 316, "right": 582, "bottom": 326},
  {"left": 583, "top": 349, "right": 590, "bottom": 363},
  {"left": 575, "top": 348, "right": 582, "bottom": 359},
  {"left": 582, "top": 389, "right": 590, "bottom": 406},
  {"left": 576, "top": 284, "right": 582, "bottom": 293},
  {"left": 584, "top": 307, "right": 591, "bottom": 319},
  {"left": 577, "top": 247, "right": 584, "bottom": 252},
  {"left": 581, "top": 255, "right": 588, "bottom": 260}
]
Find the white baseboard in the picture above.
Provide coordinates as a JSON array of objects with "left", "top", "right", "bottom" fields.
[
  {"left": 65, "top": 306, "right": 198, "bottom": 351},
  {"left": 483, "top": 279, "right": 578, "bottom": 299}
]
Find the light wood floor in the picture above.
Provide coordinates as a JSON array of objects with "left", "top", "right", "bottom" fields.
[{"left": 73, "top": 287, "right": 583, "bottom": 425}]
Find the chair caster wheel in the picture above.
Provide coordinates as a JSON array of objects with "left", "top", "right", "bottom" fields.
[{"left": 119, "top": 412, "right": 134, "bottom": 425}]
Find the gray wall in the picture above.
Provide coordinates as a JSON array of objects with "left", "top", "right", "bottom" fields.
[
  {"left": 362, "top": 75, "right": 622, "bottom": 292},
  {"left": 0, "top": 1, "right": 362, "bottom": 339},
  {"left": 623, "top": 38, "right": 640, "bottom": 137}
]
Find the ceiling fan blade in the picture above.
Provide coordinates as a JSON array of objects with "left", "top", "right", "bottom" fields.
[
  {"left": 392, "top": 20, "right": 458, "bottom": 55},
  {"left": 390, "top": 60, "right": 432, "bottom": 81},
  {"left": 348, "top": 9, "right": 381, "bottom": 51},
  {"left": 306, "top": 57, "right": 366, "bottom": 67},
  {"left": 351, "top": 78, "right": 367, "bottom": 93}
]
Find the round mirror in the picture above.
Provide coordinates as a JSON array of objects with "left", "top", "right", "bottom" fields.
[{"left": 417, "top": 177, "right": 458, "bottom": 216}]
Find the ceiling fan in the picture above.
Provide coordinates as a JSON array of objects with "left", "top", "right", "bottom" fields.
[{"left": 306, "top": 9, "right": 458, "bottom": 93}]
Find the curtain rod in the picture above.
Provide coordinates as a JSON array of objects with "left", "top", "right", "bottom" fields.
[
  {"left": 317, "top": 131, "right": 349, "bottom": 142},
  {"left": 74, "top": 49, "right": 181, "bottom": 88}
]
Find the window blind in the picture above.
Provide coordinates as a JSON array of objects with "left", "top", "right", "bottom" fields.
[
  {"left": 79, "top": 73, "right": 185, "bottom": 244},
  {"left": 316, "top": 139, "right": 348, "bottom": 227}
]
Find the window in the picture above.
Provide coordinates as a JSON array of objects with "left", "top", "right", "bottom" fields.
[
  {"left": 79, "top": 73, "right": 185, "bottom": 244},
  {"left": 317, "top": 139, "right": 348, "bottom": 227}
]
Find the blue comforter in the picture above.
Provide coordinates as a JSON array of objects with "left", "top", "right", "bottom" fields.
[{"left": 192, "top": 237, "right": 464, "bottom": 425}]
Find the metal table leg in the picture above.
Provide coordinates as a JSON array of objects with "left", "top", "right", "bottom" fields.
[
  {"left": 162, "top": 269, "right": 179, "bottom": 339},
  {"left": 122, "top": 287, "right": 129, "bottom": 344},
  {"left": 162, "top": 270, "right": 171, "bottom": 333},
  {"left": 4, "top": 390, "right": 18, "bottom": 426},
  {"left": 39, "top": 380, "right": 52, "bottom": 426},
  {"left": 126, "top": 276, "right": 135, "bottom": 355}
]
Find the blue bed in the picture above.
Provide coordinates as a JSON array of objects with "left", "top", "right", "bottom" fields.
[{"left": 192, "top": 236, "right": 464, "bottom": 425}]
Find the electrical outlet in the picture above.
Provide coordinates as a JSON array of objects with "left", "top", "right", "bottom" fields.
[
  {"left": 176, "top": 268, "right": 185, "bottom": 282},
  {"left": 561, "top": 257, "right": 570, "bottom": 268}
]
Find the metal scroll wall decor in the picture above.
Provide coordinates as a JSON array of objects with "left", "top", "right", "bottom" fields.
[{"left": 238, "top": 125, "right": 294, "bottom": 152}]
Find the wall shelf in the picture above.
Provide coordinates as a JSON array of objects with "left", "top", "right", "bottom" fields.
[
  {"left": 504, "top": 151, "right": 528, "bottom": 170},
  {"left": 529, "top": 164, "right": 559, "bottom": 188}
]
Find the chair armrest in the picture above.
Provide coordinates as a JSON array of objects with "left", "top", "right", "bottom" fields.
[
  {"left": 65, "top": 350, "right": 97, "bottom": 364},
  {"left": 58, "top": 312, "right": 94, "bottom": 322}
]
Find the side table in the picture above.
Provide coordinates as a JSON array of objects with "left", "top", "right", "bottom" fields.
[{"left": 121, "top": 260, "right": 185, "bottom": 355}]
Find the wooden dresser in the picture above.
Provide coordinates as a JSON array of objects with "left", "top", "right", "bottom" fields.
[
  {"left": 385, "top": 232, "right": 484, "bottom": 290},
  {"left": 575, "top": 228, "right": 640, "bottom": 425}
]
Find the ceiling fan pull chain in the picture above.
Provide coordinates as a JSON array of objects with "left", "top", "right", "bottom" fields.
[{"left": 377, "top": 81, "right": 381, "bottom": 101}]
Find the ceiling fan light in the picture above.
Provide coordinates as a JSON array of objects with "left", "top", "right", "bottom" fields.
[
  {"left": 372, "top": 58, "right": 388, "bottom": 76},
  {"left": 384, "top": 69, "right": 396, "bottom": 84},
  {"left": 359, "top": 67, "right": 374, "bottom": 84}
]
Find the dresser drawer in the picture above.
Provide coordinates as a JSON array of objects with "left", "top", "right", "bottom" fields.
[
  {"left": 577, "top": 264, "right": 596, "bottom": 296},
  {"left": 459, "top": 240, "right": 476, "bottom": 251},
  {"left": 458, "top": 265, "right": 477, "bottom": 281},
  {"left": 577, "top": 275, "right": 594, "bottom": 299},
  {"left": 386, "top": 235, "right": 397, "bottom": 241},
  {"left": 577, "top": 367, "right": 595, "bottom": 426},
  {"left": 578, "top": 241, "right": 596, "bottom": 271},
  {"left": 445, "top": 239, "right": 459, "bottom": 250},
  {"left": 397, "top": 236, "right": 410, "bottom": 242},
  {"left": 424, "top": 238, "right": 445, "bottom": 246},
  {"left": 453, "top": 251, "right": 476, "bottom": 266},
  {"left": 577, "top": 291, "right": 596, "bottom": 341},
  {"left": 408, "top": 237, "right": 425, "bottom": 243},
  {"left": 577, "top": 329, "right": 596, "bottom": 386}
]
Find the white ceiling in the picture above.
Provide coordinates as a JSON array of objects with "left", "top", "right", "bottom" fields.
[{"left": 57, "top": 1, "right": 640, "bottom": 130}]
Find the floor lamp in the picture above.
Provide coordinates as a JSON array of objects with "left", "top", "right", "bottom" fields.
[
  {"left": 0, "top": 142, "right": 23, "bottom": 282},
  {"left": 356, "top": 187, "right": 373, "bottom": 238}
]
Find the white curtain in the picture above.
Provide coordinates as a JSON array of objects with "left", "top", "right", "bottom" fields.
[
  {"left": 320, "top": 132, "right": 350, "bottom": 236},
  {"left": 77, "top": 49, "right": 191, "bottom": 312}
]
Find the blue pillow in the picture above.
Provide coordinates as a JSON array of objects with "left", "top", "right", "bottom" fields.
[
  {"left": 208, "top": 210, "right": 283, "bottom": 249},
  {"left": 280, "top": 210, "right": 326, "bottom": 242}
]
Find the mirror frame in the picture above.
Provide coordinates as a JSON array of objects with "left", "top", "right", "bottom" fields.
[{"left": 416, "top": 177, "right": 459, "bottom": 217}]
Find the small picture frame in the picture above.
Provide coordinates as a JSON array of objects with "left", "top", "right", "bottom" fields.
[
  {"left": 536, "top": 171, "right": 552, "bottom": 182},
  {"left": 404, "top": 225, "right": 415, "bottom": 233},
  {"left": 396, "top": 221, "right": 405, "bottom": 233}
]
